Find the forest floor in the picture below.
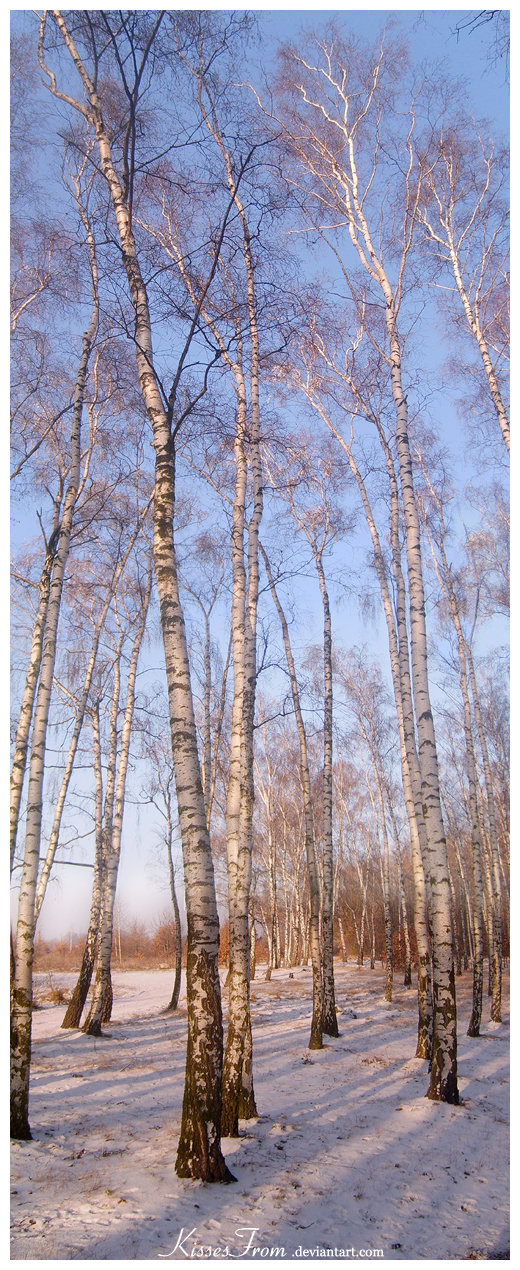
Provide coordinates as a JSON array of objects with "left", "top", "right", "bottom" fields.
[{"left": 11, "top": 963, "right": 509, "bottom": 1261}]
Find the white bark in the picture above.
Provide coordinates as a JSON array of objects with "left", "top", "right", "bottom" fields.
[
  {"left": 278, "top": 33, "right": 456, "bottom": 1096},
  {"left": 83, "top": 569, "right": 152, "bottom": 1034},
  {"left": 33, "top": 517, "right": 149, "bottom": 922},
  {"left": 10, "top": 499, "right": 62, "bottom": 873},
  {"left": 11, "top": 210, "right": 99, "bottom": 1137},
  {"left": 420, "top": 497, "right": 485, "bottom": 1035},
  {"left": 61, "top": 702, "right": 104, "bottom": 1029},
  {"left": 261, "top": 544, "right": 323, "bottom": 1048},
  {"left": 45, "top": 12, "right": 233, "bottom": 1178}
]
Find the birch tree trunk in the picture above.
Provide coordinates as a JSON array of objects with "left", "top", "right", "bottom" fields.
[
  {"left": 420, "top": 158, "right": 510, "bottom": 454},
  {"left": 10, "top": 499, "right": 61, "bottom": 873},
  {"left": 261, "top": 544, "right": 323, "bottom": 1049},
  {"left": 10, "top": 217, "right": 98, "bottom": 1138},
  {"left": 83, "top": 571, "right": 151, "bottom": 1034},
  {"left": 298, "top": 401, "right": 432, "bottom": 1057},
  {"left": 311, "top": 549, "right": 337, "bottom": 1033},
  {"left": 388, "top": 323, "right": 458, "bottom": 1101},
  {"left": 165, "top": 839, "right": 183, "bottom": 1014},
  {"left": 33, "top": 515, "right": 148, "bottom": 924},
  {"left": 464, "top": 641, "right": 503, "bottom": 1023},
  {"left": 278, "top": 38, "right": 454, "bottom": 1090},
  {"left": 420, "top": 500, "right": 485, "bottom": 1035},
  {"left": 397, "top": 846, "right": 413, "bottom": 987},
  {"left": 61, "top": 701, "right": 104, "bottom": 1028},
  {"left": 45, "top": 12, "right": 234, "bottom": 1179},
  {"left": 221, "top": 363, "right": 257, "bottom": 1133}
]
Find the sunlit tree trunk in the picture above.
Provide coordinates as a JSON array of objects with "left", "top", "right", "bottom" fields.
[
  {"left": 420, "top": 504, "right": 484, "bottom": 1035},
  {"left": 83, "top": 570, "right": 151, "bottom": 1034},
  {"left": 389, "top": 328, "right": 458, "bottom": 1100},
  {"left": 10, "top": 222, "right": 98, "bottom": 1138},
  {"left": 261, "top": 545, "right": 323, "bottom": 1049},
  {"left": 61, "top": 701, "right": 104, "bottom": 1028},
  {"left": 312, "top": 550, "right": 338, "bottom": 1033},
  {"left": 280, "top": 38, "right": 454, "bottom": 1091},
  {"left": 165, "top": 837, "right": 183, "bottom": 1014},
  {"left": 464, "top": 641, "right": 503, "bottom": 1023},
  {"left": 46, "top": 11, "right": 233, "bottom": 1179},
  {"left": 33, "top": 517, "right": 149, "bottom": 923},
  {"left": 10, "top": 499, "right": 61, "bottom": 873},
  {"left": 397, "top": 846, "right": 412, "bottom": 987},
  {"left": 302, "top": 412, "right": 432, "bottom": 1058}
]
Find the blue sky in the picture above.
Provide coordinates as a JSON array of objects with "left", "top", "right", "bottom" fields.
[{"left": 10, "top": 8, "right": 509, "bottom": 942}]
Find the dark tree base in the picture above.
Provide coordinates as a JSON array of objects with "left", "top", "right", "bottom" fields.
[
  {"left": 426, "top": 1075, "right": 460, "bottom": 1105},
  {"left": 82, "top": 1019, "right": 103, "bottom": 1037},
  {"left": 10, "top": 1114, "right": 32, "bottom": 1141},
  {"left": 322, "top": 1010, "right": 339, "bottom": 1038},
  {"left": 101, "top": 975, "right": 113, "bottom": 1023},
  {"left": 308, "top": 1022, "right": 323, "bottom": 1050},
  {"left": 176, "top": 1121, "right": 237, "bottom": 1182}
]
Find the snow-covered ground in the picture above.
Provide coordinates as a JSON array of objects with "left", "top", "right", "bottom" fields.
[{"left": 11, "top": 964, "right": 509, "bottom": 1261}]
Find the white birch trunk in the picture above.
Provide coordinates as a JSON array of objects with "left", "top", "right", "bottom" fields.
[
  {"left": 464, "top": 641, "right": 503, "bottom": 1022},
  {"left": 10, "top": 232, "right": 98, "bottom": 1138},
  {"left": 33, "top": 515, "right": 149, "bottom": 924},
  {"left": 10, "top": 499, "right": 61, "bottom": 873},
  {"left": 61, "top": 702, "right": 104, "bottom": 1029},
  {"left": 312, "top": 550, "right": 338, "bottom": 1033},
  {"left": 261, "top": 545, "right": 323, "bottom": 1048},
  {"left": 47, "top": 12, "right": 233, "bottom": 1179},
  {"left": 83, "top": 571, "right": 151, "bottom": 1034},
  {"left": 388, "top": 325, "right": 458, "bottom": 1101},
  {"left": 304, "top": 407, "right": 432, "bottom": 1057},
  {"left": 421, "top": 510, "right": 485, "bottom": 1035}
]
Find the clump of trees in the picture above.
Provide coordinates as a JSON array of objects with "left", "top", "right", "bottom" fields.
[{"left": 11, "top": 10, "right": 508, "bottom": 1180}]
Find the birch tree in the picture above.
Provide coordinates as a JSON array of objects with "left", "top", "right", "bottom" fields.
[
  {"left": 419, "top": 121, "right": 510, "bottom": 453},
  {"left": 416, "top": 456, "right": 485, "bottom": 1034},
  {"left": 272, "top": 33, "right": 457, "bottom": 1097},
  {"left": 265, "top": 437, "right": 343, "bottom": 1033},
  {"left": 82, "top": 561, "right": 152, "bottom": 1034},
  {"left": 38, "top": 9, "right": 249, "bottom": 1178},
  {"left": 261, "top": 544, "right": 323, "bottom": 1048},
  {"left": 11, "top": 155, "right": 100, "bottom": 1138}
]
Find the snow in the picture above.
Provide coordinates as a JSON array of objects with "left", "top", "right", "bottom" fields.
[{"left": 11, "top": 964, "right": 509, "bottom": 1261}]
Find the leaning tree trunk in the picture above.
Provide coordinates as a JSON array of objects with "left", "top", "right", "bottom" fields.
[
  {"left": 10, "top": 498, "right": 61, "bottom": 874},
  {"left": 446, "top": 233, "right": 510, "bottom": 454},
  {"left": 10, "top": 238, "right": 98, "bottom": 1139},
  {"left": 49, "top": 11, "right": 233, "bottom": 1180},
  {"left": 34, "top": 515, "right": 149, "bottom": 924},
  {"left": 261, "top": 545, "right": 323, "bottom": 1049},
  {"left": 81, "top": 629, "right": 123, "bottom": 1034},
  {"left": 165, "top": 827, "right": 183, "bottom": 1013},
  {"left": 83, "top": 571, "right": 151, "bottom": 1035},
  {"left": 61, "top": 702, "right": 104, "bottom": 1028}
]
